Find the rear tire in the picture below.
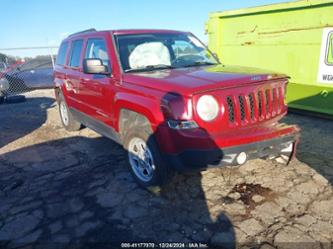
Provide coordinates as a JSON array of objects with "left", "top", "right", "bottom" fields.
[
  {"left": 123, "top": 119, "right": 174, "bottom": 191},
  {"left": 58, "top": 92, "right": 81, "bottom": 131}
]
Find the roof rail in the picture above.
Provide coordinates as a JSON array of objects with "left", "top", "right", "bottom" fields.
[{"left": 68, "top": 28, "right": 97, "bottom": 38}]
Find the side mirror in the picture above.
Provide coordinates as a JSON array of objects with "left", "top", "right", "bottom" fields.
[{"left": 83, "top": 58, "right": 109, "bottom": 75}]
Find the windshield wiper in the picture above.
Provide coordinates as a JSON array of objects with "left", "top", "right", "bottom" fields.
[
  {"left": 182, "top": 61, "right": 218, "bottom": 68},
  {"left": 125, "top": 64, "right": 173, "bottom": 73}
]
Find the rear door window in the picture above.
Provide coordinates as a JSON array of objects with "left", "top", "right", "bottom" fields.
[
  {"left": 18, "top": 60, "right": 39, "bottom": 71},
  {"left": 85, "top": 38, "right": 110, "bottom": 70},
  {"left": 69, "top": 40, "right": 83, "bottom": 68}
]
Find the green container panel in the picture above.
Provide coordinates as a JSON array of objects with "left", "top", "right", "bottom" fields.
[{"left": 206, "top": 0, "right": 333, "bottom": 116}]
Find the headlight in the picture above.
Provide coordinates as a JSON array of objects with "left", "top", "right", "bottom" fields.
[{"left": 196, "top": 95, "right": 219, "bottom": 121}]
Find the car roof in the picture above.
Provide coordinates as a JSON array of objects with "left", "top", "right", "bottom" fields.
[
  {"left": 64, "top": 29, "right": 189, "bottom": 41},
  {"left": 111, "top": 29, "right": 188, "bottom": 35}
]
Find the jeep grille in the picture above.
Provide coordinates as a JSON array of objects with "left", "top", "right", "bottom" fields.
[{"left": 226, "top": 86, "right": 284, "bottom": 125}]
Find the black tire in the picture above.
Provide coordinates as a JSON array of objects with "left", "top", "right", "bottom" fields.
[
  {"left": 58, "top": 92, "right": 81, "bottom": 131},
  {"left": 123, "top": 123, "right": 174, "bottom": 191}
]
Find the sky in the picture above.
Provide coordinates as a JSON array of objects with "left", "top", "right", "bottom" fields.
[{"left": 1, "top": 0, "right": 289, "bottom": 57}]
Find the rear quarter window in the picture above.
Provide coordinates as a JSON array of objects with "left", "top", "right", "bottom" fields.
[
  {"left": 56, "top": 42, "right": 69, "bottom": 66},
  {"left": 20, "top": 58, "right": 52, "bottom": 71}
]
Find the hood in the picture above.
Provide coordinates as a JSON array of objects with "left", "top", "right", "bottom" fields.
[{"left": 123, "top": 64, "right": 287, "bottom": 96}]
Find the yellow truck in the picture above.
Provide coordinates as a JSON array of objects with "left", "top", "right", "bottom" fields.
[{"left": 206, "top": 0, "right": 333, "bottom": 116}]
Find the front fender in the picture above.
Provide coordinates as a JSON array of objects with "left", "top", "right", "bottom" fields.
[{"left": 114, "top": 92, "right": 164, "bottom": 132}]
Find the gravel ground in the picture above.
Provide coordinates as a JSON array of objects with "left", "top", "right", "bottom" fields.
[{"left": 0, "top": 90, "right": 332, "bottom": 249}]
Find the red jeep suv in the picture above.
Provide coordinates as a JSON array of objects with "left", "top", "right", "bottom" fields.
[{"left": 54, "top": 29, "right": 300, "bottom": 188}]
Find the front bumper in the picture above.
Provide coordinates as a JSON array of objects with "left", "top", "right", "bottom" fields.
[{"left": 164, "top": 133, "right": 299, "bottom": 171}]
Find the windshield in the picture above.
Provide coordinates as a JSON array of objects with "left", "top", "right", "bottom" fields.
[
  {"left": 17, "top": 58, "right": 53, "bottom": 72},
  {"left": 115, "top": 33, "right": 219, "bottom": 72}
]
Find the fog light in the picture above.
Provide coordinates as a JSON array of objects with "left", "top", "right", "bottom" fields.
[
  {"left": 281, "top": 142, "right": 293, "bottom": 153},
  {"left": 236, "top": 152, "right": 247, "bottom": 165},
  {"left": 167, "top": 120, "right": 198, "bottom": 130}
]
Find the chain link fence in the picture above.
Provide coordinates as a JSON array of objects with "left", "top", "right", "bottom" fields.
[{"left": 0, "top": 47, "right": 58, "bottom": 100}]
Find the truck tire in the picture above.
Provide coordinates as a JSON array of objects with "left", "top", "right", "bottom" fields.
[
  {"left": 58, "top": 92, "right": 81, "bottom": 131},
  {"left": 123, "top": 121, "right": 174, "bottom": 191}
]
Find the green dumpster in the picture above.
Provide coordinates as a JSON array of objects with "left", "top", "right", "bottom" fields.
[{"left": 206, "top": 0, "right": 333, "bottom": 116}]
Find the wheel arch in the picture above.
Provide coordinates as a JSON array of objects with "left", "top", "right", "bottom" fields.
[{"left": 114, "top": 93, "right": 164, "bottom": 136}]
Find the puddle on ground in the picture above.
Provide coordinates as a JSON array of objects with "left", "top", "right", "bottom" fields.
[
  {"left": 221, "top": 196, "right": 234, "bottom": 204},
  {"left": 229, "top": 183, "right": 276, "bottom": 216}
]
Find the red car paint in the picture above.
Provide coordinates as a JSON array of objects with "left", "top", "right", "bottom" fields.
[{"left": 54, "top": 29, "right": 300, "bottom": 169}]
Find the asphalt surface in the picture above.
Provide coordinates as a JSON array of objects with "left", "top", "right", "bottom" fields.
[{"left": 0, "top": 90, "right": 332, "bottom": 249}]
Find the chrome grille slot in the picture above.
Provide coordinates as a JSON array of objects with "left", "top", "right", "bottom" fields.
[
  {"left": 265, "top": 89, "right": 270, "bottom": 114},
  {"left": 238, "top": 95, "right": 246, "bottom": 121},
  {"left": 226, "top": 96, "right": 235, "bottom": 122},
  {"left": 257, "top": 91, "right": 263, "bottom": 117},
  {"left": 248, "top": 93, "right": 255, "bottom": 120}
]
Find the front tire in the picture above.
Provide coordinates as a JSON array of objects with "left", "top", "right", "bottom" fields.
[
  {"left": 124, "top": 126, "right": 174, "bottom": 191},
  {"left": 58, "top": 92, "right": 81, "bottom": 131}
]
